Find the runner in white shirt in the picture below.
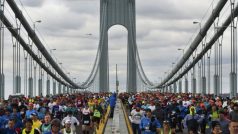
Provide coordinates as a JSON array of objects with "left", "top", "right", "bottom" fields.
[
  {"left": 61, "top": 119, "right": 75, "bottom": 134},
  {"left": 130, "top": 105, "right": 144, "bottom": 134},
  {"left": 61, "top": 111, "right": 80, "bottom": 133},
  {"left": 148, "top": 102, "right": 156, "bottom": 112}
]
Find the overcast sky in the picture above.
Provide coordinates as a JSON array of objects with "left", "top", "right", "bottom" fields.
[{"left": 2, "top": 0, "right": 236, "bottom": 98}]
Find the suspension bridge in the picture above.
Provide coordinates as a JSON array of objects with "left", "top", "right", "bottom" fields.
[{"left": 0, "top": 0, "right": 237, "bottom": 133}]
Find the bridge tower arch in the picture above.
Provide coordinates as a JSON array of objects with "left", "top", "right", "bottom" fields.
[{"left": 99, "top": 0, "right": 137, "bottom": 92}]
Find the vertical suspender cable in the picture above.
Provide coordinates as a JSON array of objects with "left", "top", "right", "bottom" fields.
[
  {"left": 29, "top": 37, "right": 33, "bottom": 81},
  {"left": 219, "top": 35, "right": 223, "bottom": 94},
  {"left": 16, "top": 27, "right": 19, "bottom": 92},
  {"left": 12, "top": 35, "right": 16, "bottom": 93},
  {"left": 0, "top": 0, "right": 2, "bottom": 98},
  {"left": 198, "top": 61, "right": 201, "bottom": 93},
  {"left": 18, "top": 25, "right": 21, "bottom": 93},
  {"left": 41, "top": 58, "right": 44, "bottom": 95},
  {"left": 203, "top": 38, "right": 207, "bottom": 94},
  {"left": 24, "top": 50, "right": 28, "bottom": 95},
  {"left": 192, "top": 52, "right": 197, "bottom": 94},
  {"left": 207, "top": 49, "right": 211, "bottom": 94},
  {"left": 214, "top": 16, "right": 220, "bottom": 96},
  {"left": 230, "top": 0, "right": 236, "bottom": 97},
  {"left": 38, "top": 50, "right": 41, "bottom": 95},
  {"left": 33, "top": 61, "right": 37, "bottom": 96},
  {"left": 231, "top": 0, "right": 235, "bottom": 73},
  {"left": 15, "top": 20, "right": 21, "bottom": 93},
  {"left": 235, "top": 16, "right": 238, "bottom": 73},
  {"left": 28, "top": 37, "right": 33, "bottom": 96},
  {"left": 0, "top": 0, "right": 5, "bottom": 98}
]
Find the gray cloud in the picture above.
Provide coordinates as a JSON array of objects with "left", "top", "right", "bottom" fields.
[
  {"left": 17, "top": 0, "right": 45, "bottom": 7},
  {"left": 136, "top": 0, "right": 214, "bottom": 20}
]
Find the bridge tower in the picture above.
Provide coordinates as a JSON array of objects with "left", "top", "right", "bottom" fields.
[{"left": 99, "top": 0, "right": 137, "bottom": 92}]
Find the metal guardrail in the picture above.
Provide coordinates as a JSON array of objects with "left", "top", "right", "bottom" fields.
[
  {"left": 96, "top": 106, "right": 111, "bottom": 134},
  {"left": 120, "top": 100, "right": 133, "bottom": 134}
]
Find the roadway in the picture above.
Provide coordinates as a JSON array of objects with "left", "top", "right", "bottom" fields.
[{"left": 104, "top": 99, "right": 131, "bottom": 134}]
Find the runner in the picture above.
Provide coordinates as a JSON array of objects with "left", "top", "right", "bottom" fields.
[
  {"left": 140, "top": 108, "right": 161, "bottom": 134},
  {"left": 61, "top": 111, "right": 79, "bottom": 133},
  {"left": 61, "top": 120, "right": 75, "bottom": 134},
  {"left": 45, "top": 119, "right": 62, "bottom": 134},
  {"left": 130, "top": 104, "right": 144, "bottom": 134},
  {"left": 40, "top": 114, "right": 52, "bottom": 133},
  {"left": 81, "top": 104, "right": 91, "bottom": 134},
  {"left": 21, "top": 119, "right": 41, "bottom": 134}
]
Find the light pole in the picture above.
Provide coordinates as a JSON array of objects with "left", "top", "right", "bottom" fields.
[
  {"left": 59, "top": 62, "right": 62, "bottom": 66},
  {"left": 33, "top": 20, "right": 41, "bottom": 31},
  {"left": 78, "top": 33, "right": 95, "bottom": 39},
  {"left": 172, "top": 62, "right": 175, "bottom": 69},
  {"left": 67, "top": 72, "right": 70, "bottom": 77},
  {"left": 158, "top": 77, "right": 162, "bottom": 83},
  {"left": 178, "top": 48, "right": 184, "bottom": 55},
  {"left": 193, "top": 21, "right": 201, "bottom": 30},
  {"left": 85, "top": 33, "right": 92, "bottom": 36},
  {"left": 50, "top": 48, "right": 56, "bottom": 54},
  {"left": 58, "top": 62, "right": 64, "bottom": 73},
  {"left": 164, "top": 71, "right": 167, "bottom": 84}
]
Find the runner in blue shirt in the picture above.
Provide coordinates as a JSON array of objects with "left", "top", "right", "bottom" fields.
[
  {"left": 25, "top": 103, "right": 36, "bottom": 119},
  {"left": 2, "top": 119, "right": 19, "bottom": 134},
  {"left": 140, "top": 109, "right": 161, "bottom": 134}
]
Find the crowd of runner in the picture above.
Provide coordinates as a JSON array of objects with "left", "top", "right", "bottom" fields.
[
  {"left": 119, "top": 92, "right": 238, "bottom": 134},
  {"left": 1, "top": 91, "right": 238, "bottom": 134},
  {"left": 0, "top": 92, "right": 117, "bottom": 134}
]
